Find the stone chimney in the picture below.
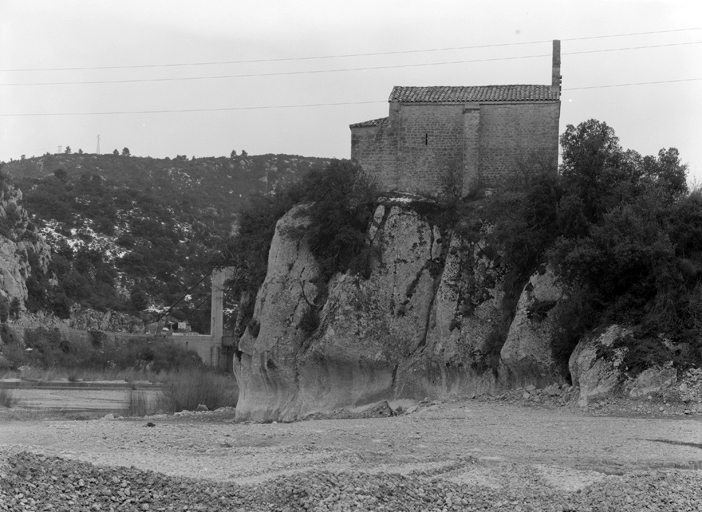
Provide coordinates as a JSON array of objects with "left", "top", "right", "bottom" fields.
[{"left": 552, "top": 40, "right": 561, "bottom": 89}]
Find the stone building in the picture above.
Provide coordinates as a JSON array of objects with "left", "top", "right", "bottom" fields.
[{"left": 350, "top": 41, "right": 562, "bottom": 196}]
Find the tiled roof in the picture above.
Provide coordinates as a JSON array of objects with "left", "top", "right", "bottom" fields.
[
  {"left": 389, "top": 85, "right": 559, "bottom": 103},
  {"left": 349, "top": 117, "right": 388, "bottom": 128}
]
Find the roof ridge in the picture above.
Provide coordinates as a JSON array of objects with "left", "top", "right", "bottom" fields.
[
  {"left": 349, "top": 117, "right": 388, "bottom": 128},
  {"left": 389, "top": 84, "right": 559, "bottom": 103}
]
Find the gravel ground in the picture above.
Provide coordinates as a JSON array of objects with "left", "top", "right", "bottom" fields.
[{"left": 1, "top": 397, "right": 701, "bottom": 511}]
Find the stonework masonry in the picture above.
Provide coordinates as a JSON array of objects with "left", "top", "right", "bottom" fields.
[{"left": 350, "top": 40, "right": 562, "bottom": 196}]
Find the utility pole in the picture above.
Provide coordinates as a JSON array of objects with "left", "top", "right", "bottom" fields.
[{"left": 96, "top": 135, "right": 101, "bottom": 155}]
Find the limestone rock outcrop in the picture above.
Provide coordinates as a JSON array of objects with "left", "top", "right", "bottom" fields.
[
  {"left": 569, "top": 326, "right": 684, "bottom": 405},
  {"left": 569, "top": 325, "right": 631, "bottom": 406},
  {"left": 234, "top": 202, "right": 510, "bottom": 422},
  {"left": 234, "top": 204, "right": 322, "bottom": 421},
  {"left": 501, "top": 266, "right": 565, "bottom": 387},
  {"left": 0, "top": 180, "right": 52, "bottom": 308},
  {"left": 0, "top": 237, "right": 29, "bottom": 304}
]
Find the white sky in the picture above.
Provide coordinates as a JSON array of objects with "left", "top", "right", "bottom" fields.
[{"left": 1, "top": 0, "right": 701, "bottom": 181}]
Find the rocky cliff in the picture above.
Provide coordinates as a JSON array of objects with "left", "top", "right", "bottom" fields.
[
  {"left": 0, "top": 179, "right": 51, "bottom": 309},
  {"left": 234, "top": 201, "right": 566, "bottom": 421}
]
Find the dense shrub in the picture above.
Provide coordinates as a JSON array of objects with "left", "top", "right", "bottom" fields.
[
  {"left": 158, "top": 369, "right": 238, "bottom": 413},
  {"left": 3, "top": 328, "right": 203, "bottom": 373},
  {"left": 299, "top": 160, "right": 378, "bottom": 281},
  {"left": 449, "top": 119, "right": 697, "bottom": 374},
  {"left": 546, "top": 120, "right": 697, "bottom": 370},
  {"left": 219, "top": 159, "right": 377, "bottom": 329}
]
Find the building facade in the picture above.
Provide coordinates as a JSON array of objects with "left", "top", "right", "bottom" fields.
[{"left": 350, "top": 41, "right": 562, "bottom": 196}]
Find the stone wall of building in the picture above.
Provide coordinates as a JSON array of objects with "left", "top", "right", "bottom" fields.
[
  {"left": 396, "top": 104, "right": 465, "bottom": 195},
  {"left": 477, "top": 102, "right": 560, "bottom": 186},
  {"left": 350, "top": 119, "right": 397, "bottom": 191},
  {"left": 351, "top": 100, "right": 560, "bottom": 196},
  {"left": 462, "top": 105, "right": 481, "bottom": 194}
]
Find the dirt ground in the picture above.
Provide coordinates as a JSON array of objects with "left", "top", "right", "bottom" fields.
[{"left": 1, "top": 398, "right": 701, "bottom": 494}]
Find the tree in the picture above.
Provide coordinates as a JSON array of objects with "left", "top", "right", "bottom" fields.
[
  {"left": 230, "top": 150, "right": 237, "bottom": 158},
  {"left": 0, "top": 296, "right": 9, "bottom": 323},
  {"left": 559, "top": 119, "right": 631, "bottom": 222},
  {"left": 53, "top": 168, "right": 67, "bottom": 181},
  {"left": 241, "top": 150, "right": 248, "bottom": 158},
  {"left": 130, "top": 288, "right": 149, "bottom": 311},
  {"left": 640, "top": 148, "right": 688, "bottom": 205},
  {"left": 122, "top": 147, "right": 130, "bottom": 157},
  {"left": 65, "top": 146, "right": 72, "bottom": 155},
  {"left": 9, "top": 297, "right": 21, "bottom": 319},
  {"left": 550, "top": 119, "right": 695, "bottom": 355},
  {"left": 113, "top": 149, "right": 119, "bottom": 156},
  {"left": 78, "top": 149, "right": 83, "bottom": 155}
]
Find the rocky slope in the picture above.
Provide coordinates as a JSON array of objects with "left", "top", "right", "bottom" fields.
[
  {"left": 0, "top": 176, "right": 51, "bottom": 311},
  {"left": 234, "top": 201, "right": 570, "bottom": 422},
  {"left": 0, "top": 153, "right": 328, "bottom": 332}
]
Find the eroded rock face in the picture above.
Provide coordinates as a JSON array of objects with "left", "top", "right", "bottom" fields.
[
  {"left": 501, "top": 266, "right": 565, "bottom": 387},
  {"left": 234, "top": 204, "right": 322, "bottom": 421},
  {"left": 234, "top": 203, "right": 508, "bottom": 422},
  {"left": 0, "top": 180, "right": 52, "bottom": 310},
  {"left": 569, "top": 325, "right": 631, "bottom": 406},
  {"left": 0, "top": 238, "right": 29, "bottom": 304}
]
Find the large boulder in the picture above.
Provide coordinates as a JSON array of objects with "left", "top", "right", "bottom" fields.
[
  {"left": 500, "top": 266, "right": 565, "bottom": 387},
  {"left": 568, "top": 325, "right": 631, "bottom": 406}
]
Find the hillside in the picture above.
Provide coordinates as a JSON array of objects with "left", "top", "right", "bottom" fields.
[{"left": 0, "top": 152, "right": 330, "bottom": 332}]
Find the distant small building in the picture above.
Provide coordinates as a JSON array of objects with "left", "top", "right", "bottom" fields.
[{"left": 350, "top": 41, "right": 562, "bottom": 195}]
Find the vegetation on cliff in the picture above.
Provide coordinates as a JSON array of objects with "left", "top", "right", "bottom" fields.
[
  {"left": 218, "top": 160, "right": 377, "bottom": 330},
  {"left": 468, "top": 119, "right": 697, "bottom": 373}
]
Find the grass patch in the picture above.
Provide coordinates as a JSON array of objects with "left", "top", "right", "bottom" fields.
[
  {"left": 158, "top": 369, "right": 238, "bottom": 413},
  {"left": 123, "top": 389, "right": 150, "bottom": 417}
]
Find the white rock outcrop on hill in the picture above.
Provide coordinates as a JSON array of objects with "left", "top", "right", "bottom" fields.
[
  {"left": 0, "top": 180, "right": 52, "bottom": 309},
  {"left": 0, "top": 237, "right": 29, "bottom": 304}
]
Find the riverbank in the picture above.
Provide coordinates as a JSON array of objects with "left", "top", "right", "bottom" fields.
[{"left": 1, "top": 398, "right": 701, "bottom": 511}]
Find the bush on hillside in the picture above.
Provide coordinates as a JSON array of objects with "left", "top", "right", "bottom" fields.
[
  {"left": 1, "top": 328, "right": 204, "bottom": 373},
  {"left": 219, "top": 159, "right": 378, "bottom": 328}
]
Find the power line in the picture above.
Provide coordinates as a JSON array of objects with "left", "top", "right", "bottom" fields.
[
  {"left": 2, "top": 41, "right": 699, "bottom": 87},
  {"left": 1, "top": 27, "right": 699, "bottom": 72},
  {"left": 0, "top": 78, "right": 699, "bottom": 117},
  {"left": 0, "top": 101, "right": 386, "bottom": 117},
  {"left": 566, "top": 78, "right": 702, "bottom": 90}
]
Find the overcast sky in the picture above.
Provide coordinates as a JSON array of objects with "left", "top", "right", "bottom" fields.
[{"left": 1, "top": 1, "right": 700, "bottom": 181}]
